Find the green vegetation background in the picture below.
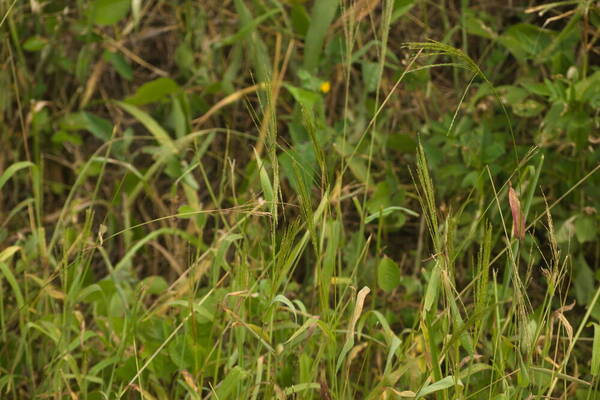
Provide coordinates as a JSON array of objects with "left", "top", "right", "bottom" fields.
[{"left": 1, "top": 0, "right": 599, "bottom": 398}]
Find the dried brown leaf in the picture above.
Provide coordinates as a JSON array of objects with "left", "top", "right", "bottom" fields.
[{"left": 508, "top": 183, "right": 525, "bottom": 240}]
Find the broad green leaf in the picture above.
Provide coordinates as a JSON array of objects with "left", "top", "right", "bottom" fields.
[
  {"left": 90, "top": 0, "right": 130, "bottom": 26},
  {"left": 377, "top": 257, "right": 401, "bottom": 292},
  {"left": 124, "top": 77, "right": 180, "bottom": 105}
]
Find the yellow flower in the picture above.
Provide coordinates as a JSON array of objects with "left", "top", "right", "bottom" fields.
[{"left": 320, "top": 81, "right": 331, "bottom": 94}]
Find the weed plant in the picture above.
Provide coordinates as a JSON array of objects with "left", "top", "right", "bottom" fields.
[{"left": 0, "top": 0, "right": 599, "bottom": 399}]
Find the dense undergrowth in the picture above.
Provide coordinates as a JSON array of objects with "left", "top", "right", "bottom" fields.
[{"left": 1, "top": 0, "right": 600, "bottom": 398}]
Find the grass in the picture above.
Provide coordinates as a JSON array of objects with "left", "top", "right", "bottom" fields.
[{"left": 1, "top": 0, "right": 599, "bottom": 399}]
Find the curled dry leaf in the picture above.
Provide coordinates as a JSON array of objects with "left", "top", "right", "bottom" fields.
[{"left": 508, "top": 183, "right": 525, "bottom": 240}]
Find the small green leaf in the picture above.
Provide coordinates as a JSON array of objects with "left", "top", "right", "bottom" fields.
[
  {"left": 213, "top": 366, "right": 249, "bottom": 400},
  {"left": 557, "top": 216, "right": 576, "bottom": 243},
  {"left": 575, "top": 70, "right": 600, "bottom": 104},
  {"left": 498, "top": 24, "right": 552, "bottom": 61},
  {"left": 124, "top": 77, "right": 180, "bottom": 105},
  {"left": 378, "top": 257, "right": 401, "bottom": 293},
  {"left": 388, "top": 133, "right": 417, "bottom": 153},
  {"left": 574, "top": 255, "right": 594, "bottom": 306},
  {"left": 517, "top": 354, "right": 530, "bottom": 387},
  {"left": 0, "top": 261, "right": 24, "bottom": 309},
  {"left": 61, "top": 112, "right": 113, "bottom": 141},
  {"left": 168, "top": 300, "right": 214, "bottom": 323},
  {"left": 139, "top": 276, "right": 168, "bottom": 295},
  {"left": 424, "top": 264, "right": 441, "bottom": 312},
  {"left": 392, "top": 0, "right": 415, "bottom": 22},
  {"left": 115, "top": 101, "right": 177, "bottom": 153},
  {"left": 0, "top": 161, "right": 35, "bottom": 191},
  {"left": 498, "top": 85, "right": 529, "bottom": 104},
  {"left": 592, "top": 323, "right": 600, "bottom": 376},
  {"left": 284, "top": 316, "right": 320, "bottom": 345},
  {"left": 90, "top": 0, "right": 130, "bottom": 26},
  {"left": 361, "top": 61, "right": 380, "bottom": 93},
  {"left": 366, "top": 206, "right": 419, "bottom": 224},
  {"left": 174, "top": 42, "right": 195, "bottom": 73},
  {"left": 103, "top": 50, "right": 133, "bottom": 80},
  {"left": 574, "top": 215, "right": 597, "bottom": 243},
  {"left": 463, "top": 10, "right": 497, "bottom": 39},
  {"left": 51, "top": 130, "right": 82, "bottom": 145},
  {"left": 291, "top": 3, "right": 310, "bottom": 36},
  {"left": 415, "top": 375, "right": 463, "bottom": 399},
  {"left": 303, "top": 0, "right": 338, "bottom": 73},
  {"left": 279, "top": 143, "right": 316, "bottom": 194},
  {"left": 284, "top": 84, "right": 321, "bottom": 111},
  {"left": 23, "top": 36, "right": 47, "bottom": 52},
  {"left": 512, "top": 99, "right": 545, "bottom": 118},
  {"left": 176, "top": 205, "right": 196, "bottom": 219},
  {"left": 254, "top": 149, "right": 274, "bottom": 205},
  {"left": 218, "top": 9, "right": 280, "bottom": 47}
]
